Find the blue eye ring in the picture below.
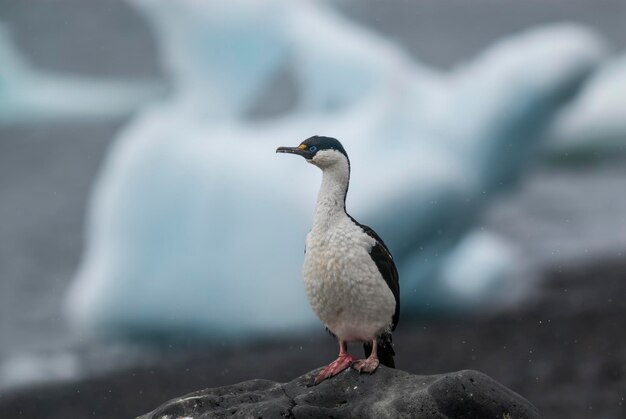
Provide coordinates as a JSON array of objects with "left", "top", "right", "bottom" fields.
[{"left": 309, "top": 146, "right": 317, "bottom": 152}]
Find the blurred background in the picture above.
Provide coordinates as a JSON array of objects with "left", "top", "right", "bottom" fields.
[{"left": 1, "top": 0, "right": 625, "bottom": 418}]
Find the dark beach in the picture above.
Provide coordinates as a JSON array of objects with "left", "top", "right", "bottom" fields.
[{"left": 1, "top": 258, "right": 625, "bottom": 418}]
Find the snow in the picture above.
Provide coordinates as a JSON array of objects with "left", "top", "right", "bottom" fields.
[
  {"left": 65, "top": 0, "right": 605, "bottom": 339},
  {"left": 0, "top": 22, "right": 162, "bottom": 124}
]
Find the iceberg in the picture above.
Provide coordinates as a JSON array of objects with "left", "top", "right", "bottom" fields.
[
  {"left": 65, "top": 0, "right": 605, "bottom": 340},
  {"left": 547, "top": 54, "right": 626, "bottom": 159},
  {"left": 0, "top": 23, "right": 162, "bottom": 124}
]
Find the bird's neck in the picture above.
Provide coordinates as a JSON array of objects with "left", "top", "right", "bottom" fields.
[{"left": 313, "top": 160, "right": 350, "bottom": 229}]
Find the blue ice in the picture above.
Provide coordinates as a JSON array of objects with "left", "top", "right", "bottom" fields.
[{"left": 547, "top": 53, "right": 626, "bottom": 158}]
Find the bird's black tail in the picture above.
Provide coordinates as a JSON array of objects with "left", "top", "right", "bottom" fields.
[{"left": 364, "top": 333, "right": 395, "bottom": 368}]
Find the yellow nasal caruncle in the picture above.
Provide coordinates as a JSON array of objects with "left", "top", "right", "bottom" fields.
[{"left": 298, "top": 144, "right": 307, "bottom": 150}]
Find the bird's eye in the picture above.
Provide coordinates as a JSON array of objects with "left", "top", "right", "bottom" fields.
[{"left": 309, "top": 146, "right": 317, "bottom": 152}]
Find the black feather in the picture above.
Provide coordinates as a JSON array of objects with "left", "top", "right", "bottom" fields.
[
  {"left": 347, "top": 215, "right": 400, "bottom": 369},
  {"left": 363, "top": 333, "right": 396, "bottom": 368},
  {"left": 348, "top": 215, "right": 400, "bottom": 331}
]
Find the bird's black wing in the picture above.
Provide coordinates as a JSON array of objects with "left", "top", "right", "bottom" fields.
[{"left": 349, "top": 216, "right": 400, "bottom": 330}]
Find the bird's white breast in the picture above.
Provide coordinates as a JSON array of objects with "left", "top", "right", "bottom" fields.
[{"left": 303, "top": 216, "right": 395, "bottom": 342}]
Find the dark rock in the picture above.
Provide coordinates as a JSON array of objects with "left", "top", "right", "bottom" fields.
[{"left": 136, "top": 367, "right": 541, "bottom": 418}]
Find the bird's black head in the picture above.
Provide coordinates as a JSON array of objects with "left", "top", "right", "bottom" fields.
[{"left": 276, "top": 136, "right": 349, "bottom": 167}]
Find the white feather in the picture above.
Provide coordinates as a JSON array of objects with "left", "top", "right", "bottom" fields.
[{"left": 303, "top": 150, "right": 395, "bottom": 342}]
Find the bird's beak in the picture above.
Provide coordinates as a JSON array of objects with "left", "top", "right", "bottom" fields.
[{"left": 276, "top": 145, "right": 311, "bottom": 159}]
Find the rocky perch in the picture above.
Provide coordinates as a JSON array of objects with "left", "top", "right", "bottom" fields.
[{"left": 136, "top": 367, "right": 541, "bottom": 418}]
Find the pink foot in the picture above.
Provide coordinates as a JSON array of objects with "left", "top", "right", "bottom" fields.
[
  {"left": 352, "top": 357, "right": 380, "bottom": 374},
  {"left": 314, "top": 354, "right": 358, "bottom": 385}
]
